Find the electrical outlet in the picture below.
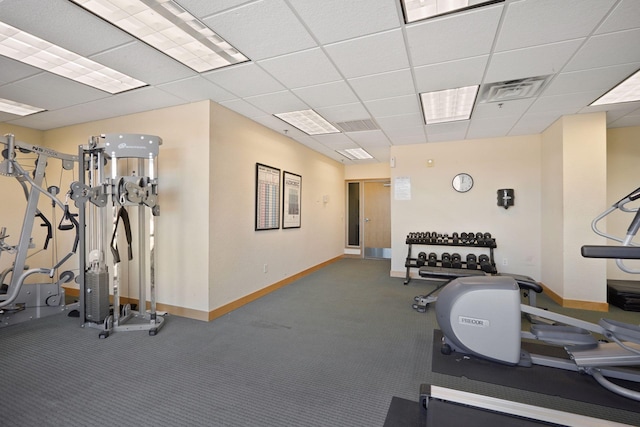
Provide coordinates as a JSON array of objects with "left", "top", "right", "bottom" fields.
[
  {"left": 263, "top": 264, "right": 268, "bottom": 273},
  {"left": 502, "top": 258, "right": 508, "bottom": 266}
]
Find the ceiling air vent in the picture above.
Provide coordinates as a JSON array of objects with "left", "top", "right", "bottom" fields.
[
  {"left": 334, "top": 119, "right": 379, "bottom": 133},
  {"left": 478, "top": 75, "right": 551, "bottom": 103}
]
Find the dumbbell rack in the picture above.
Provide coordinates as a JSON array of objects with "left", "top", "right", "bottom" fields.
[{"left": 403, "top": 232, "right": 497, "bottom": 285}]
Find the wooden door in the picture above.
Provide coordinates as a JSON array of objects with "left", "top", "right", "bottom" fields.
[{"left": 363, "top": 181, "right": 391, "bottom": 259}]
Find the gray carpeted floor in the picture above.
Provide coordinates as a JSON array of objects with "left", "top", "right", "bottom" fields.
[{"left": 1, "top": 258, "right": 639, "bottom": 426}]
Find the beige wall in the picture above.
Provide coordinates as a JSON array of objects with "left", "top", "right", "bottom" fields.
[
  {"left": 208, "top": 102, "right": 345, "bottom": 310},
  {"left": 606, "top": 126, "right": 640, "bottom": 280},
  {"left": 390, "top": 134, "right": 542, "bottom": 282},
  {"left": 344, "top": 163, "right": 390, "bottom": 180},
  {"left": 43, "top": 102, "right": 212, "bottom": 312},
  {"left": 540, "top": 118, "right": 565, "bottom": 295},
  {"left": 4, "top": 101, "right": 346, "bottom": 318},
  {"left": 3, "top": 111, "right": 640, "bottom": 313}
]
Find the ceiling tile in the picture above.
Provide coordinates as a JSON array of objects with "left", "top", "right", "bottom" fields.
[
  {"left": 425, "top": 121, "right": 469, "bottom": 142},
  {"left": 414, "top": 56, "right": 488, "bottom": 92},
  {"left": 204, "top": 63, "right": 285, "bottom": 98},
  {"left": 0, "top": 74, "right": 107, "bottom": 110},
  {"left": 376, "top": 113, "right": 424, "bottom": 130},
  {"left": 406, "top": 5, "right": 503, "bottom": 66},
  {"left": 365, "top": 147, "right": 390, "bottom": 162},
  {"left": 203, "top": 0, "right": 317, "bottom": 61},
  {"left": 565, "top": 28, "right": 640, "bottom": 72},
  {"left": 473, "top": 98, "right": 536, "bottom": 120},
  {"left": 157, "top": 76, "right": 236, "bottom": 103},
  {"left": 510, "top": 111, "right": 560, "bottom": 135},
  {"left": 495, "top": 0, "right": 616, "bottom": 52},
  {"left": 529, "top": 91, "right": 605, "bottom": 114},
  {"left": 348, "top": 69, "right": 415, "bottom": 101},
  {"left": 364, "top": 95, "right": 421, "bottom": 118},
  {"left": 384, "top": 126, "right": 427, "bottom": 145},
  {"left": 252, "top": 115, "right": 308, "bottom": 138},
  {"left": 313, "top": 133, "right": 360, "bottom": 150},
  {"left": 346, "top": 130, "right": 390, "bottom": 147},
  {"left": 595, "top": 0, "right": 640, "bottom": 35},
  {"left": 543, "top": 62, "right": 640, "bottom": 97},
  {"left": 0, "top": 57, "right": 41, "bottom": 85},
  {"left": 244, "top": 91, "right": 309, "bottom": 113},
  {"left": 175, "top": 0, "right": 257, "bottom": 17},
  {"left": 467, "top": 116, "right": 519, "bottom": 139},
  {"left": 0, "top": 0, "right": 133, "bottom": 57},
  {"left": 257, "top": 49, "right": 342, "bottom": 88},
  {"left": 219, "top": 98, "right": 269, "bottom": 118},
  {"left": 324, "top": 29, "right": 409, "bottom": 78},
  {"left": 292, "top": 81, "right": 359, "bottom": 108},
  {"left": 90, "top": 41, "right": 196, "bottom": 85},
  {"left": 484, "top": 39, "right": 583, "bottom": 83},
  {"left": 315, "top": 103, "right": 371, "bottom": 122},
  {"left": 7, "top": 88, "right": 181, "bottom": 130},
  {"left": 288, "top": 0, "right": 401, "bottom": 44}
]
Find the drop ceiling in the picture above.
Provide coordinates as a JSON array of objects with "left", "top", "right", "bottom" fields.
[{"left": 0, "top": 0, "right": 639, "bottom": 164}]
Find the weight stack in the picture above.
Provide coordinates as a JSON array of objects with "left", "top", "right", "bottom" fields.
[{"left": 85, "top": 270, "right": 110, "bottom": 323}]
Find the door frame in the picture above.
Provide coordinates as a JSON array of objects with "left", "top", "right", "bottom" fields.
[{"left": 345, "top": 179, "right": 391, "bottom": 258}]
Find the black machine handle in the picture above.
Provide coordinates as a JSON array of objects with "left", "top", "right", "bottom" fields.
[
  {"left": 36, "top": 212, "right": 52, "bottom": 250},
  {"left": 581, "top": 245, "right": 640, "bottom": 259}
]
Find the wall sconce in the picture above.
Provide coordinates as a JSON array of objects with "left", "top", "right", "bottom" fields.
[{"left": 497, "top": 189, "right": 514, "bottom": 209}]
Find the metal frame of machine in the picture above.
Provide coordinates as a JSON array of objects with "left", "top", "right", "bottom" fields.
[{"left": 71, "top": 133, "right": 164, "bottom": 337}]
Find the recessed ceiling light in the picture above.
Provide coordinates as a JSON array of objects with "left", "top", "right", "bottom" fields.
[
  {"left": 274, "top": 110, "right": 340, "bottom": 135},
  {"left": 71, "top": 0, "right": 249, "bottom": 73},
  {"left": 0, "top": 21, "right": 146, "bottom": 94},
  {"left": 590, "top": 69, "right": 640, "bottom": 106},
  {"left": 337, "top": 148, "right": 374, "bottom": 160},
  {"left": 0, "top": 98, "right": 45, "bottom": 116},
  {"left": 420, "top": 85, "right": 479, "bottom": 124},
  {"left": 401, "top": 0, "right": 504, "bottom": 23}
]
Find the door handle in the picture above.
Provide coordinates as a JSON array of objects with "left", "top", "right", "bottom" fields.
[{"left": 364, "top": 217, "right": 370, "bottom": 222}]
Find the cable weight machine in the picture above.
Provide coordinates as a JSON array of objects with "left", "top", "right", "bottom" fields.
[
  {"left": 0, "top": 134, "right": 79, "bottom": 327},
  {"left": 71, "top": 134, "right": 164, "bottom": 338}
]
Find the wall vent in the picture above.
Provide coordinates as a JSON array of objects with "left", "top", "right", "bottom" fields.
[
  {"left": 334, "top": 119, "right": 379, "bottom": 132},
  {"left": 478, "top": 75, "right": 551, "bottom": 103}
]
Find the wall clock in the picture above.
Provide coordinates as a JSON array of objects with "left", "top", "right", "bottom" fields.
[{"left": 452, "top": 173, "right": 473, "bottom": 193}]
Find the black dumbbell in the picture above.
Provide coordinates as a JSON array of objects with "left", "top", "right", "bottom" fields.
[
  {"left": 426, "top": 252, "right": 437, "bottom": 267},
  {"left": 417, "top": 251, "right": 427, "bottom": 267},
  {"left": 441, "top": 252, "right": 452, "bottom": 268},
  {"left": 451, "top": 253, "right": 462, "bottom": 269},
  {"left": 479, "top": 254, "right": 493, "bottom": 273},
  {"left": 451, "top": 232, "right": 459, "bottom": 244},
  {"left": 466, "top": 254, "right": 477, "bottom": 269}
]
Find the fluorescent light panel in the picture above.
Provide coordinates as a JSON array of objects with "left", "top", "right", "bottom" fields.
[
  {"left": 420, "top": 85, "right": 478, "bottom": 124},
  {"left": 71, "top": 0, "right": 248, "bottom": 72},
  {"left": 0, "top": 21, "right": 145, "bottom": 94},
  {"left": 275, "top": 109, "right": 340, "bottom": 135},
  {"left": 337, "top": 148, "right": 374, "bottom": 160},
  {"left": 402, "top": 0, "right": 503, "bottom": 23},
  {"left": 0, "top": 98, "right": 45, "bottom": 116},
  {"left": 591, "top": 69, "right": 640, "bottom": 106}
]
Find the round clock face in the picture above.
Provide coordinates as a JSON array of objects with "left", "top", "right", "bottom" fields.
[{"left": 452, "top": 173, "right": 473, "bottom": 193}]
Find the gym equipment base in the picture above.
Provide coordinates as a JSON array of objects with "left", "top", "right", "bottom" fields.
[
  {"left": 431, "top": 330, "right": 640, "bottom": 413},
  {"left": 84, "top": 304, "right": 166, "bottom": 338},
  {"left": 0, "top": 283, "right": 74, "bottom": 328},
  {"left": 419, "top": 384, "right": 630, "bottom": 427}
]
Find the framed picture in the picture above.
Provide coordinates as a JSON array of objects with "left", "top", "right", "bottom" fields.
[
  {"left": 283, "top": 171, "right": 301, "bottom": 229},
  {"left": 255, "top": 163, "right": 280, "bottom": 230}
]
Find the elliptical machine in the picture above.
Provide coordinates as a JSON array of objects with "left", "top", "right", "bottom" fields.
[{"left": 435, "top": 187, "right": 640, "bottom": 402}]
